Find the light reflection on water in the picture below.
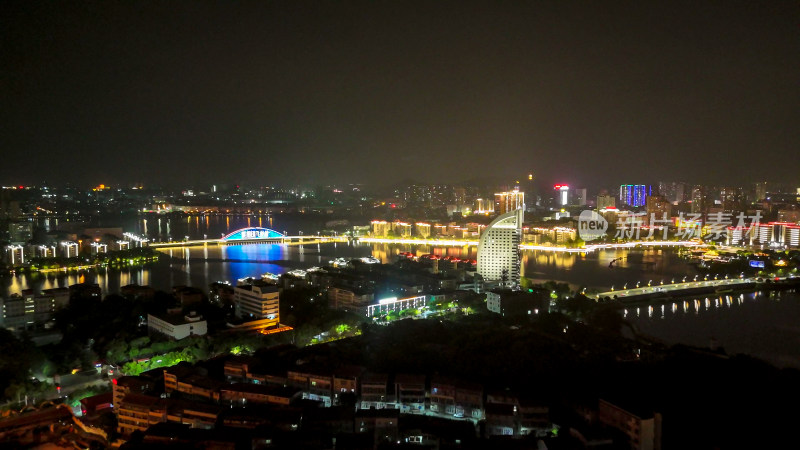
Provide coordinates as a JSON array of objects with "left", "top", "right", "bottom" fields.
[
  {"left": 627, "top": 290, "right": 800, "bottom": 369},
  {"left": 3, "top": 242, "right": 694, "bottom": 296}
]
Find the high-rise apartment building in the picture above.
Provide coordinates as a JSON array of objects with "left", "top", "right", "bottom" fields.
[
  {"left": 554, "top": 185, "right": 569, "bottom": 206},
  {"left": 753, "top": 181, "right": 769, "bottom": 202},
  {"left": 574, "top": 188, "right": 587, "bottom": 206},
  {"left": 691, "top": 185, "right": 709, "bottom": 214},
  {"left": 720, "top": 187, "right": 744, "bottom": 212},
  {"left": 597, "top": 195, "right": 616, "bottom": 210},
  {"left": 494, "top": 188, "right": 525, "bottom": 215},
  {"left": 645, "top": 195, "right": 672, "bottom": 225},
  {"left": 619, "top": 185, "right": 651, "bottom": 208}
]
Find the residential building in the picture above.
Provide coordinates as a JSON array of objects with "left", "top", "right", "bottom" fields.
[
  {"left": 620, "top": 185, "right": 651, "bottom": 208},
  {"left": 219, "top": 384, "right": 301, "bottom": 406},
  {"left": 574, "top": 188, "right": 587, "bottom": 206},
  {"left": 474, "top": 198, "right": 494, "bottom": 214},
  {"left": 494, "top": 188, "right": 525, "bottom": 215},
  {"left": 392, "top": 221, "right": 412, "bottom": 237},
  {"left": 1, "top": 288, "right": 69, "bottom": 331},
  {"left": 333, "top": 365, "right": 363, "bottom": 401},
  {"left": 233, "top": 281, "right": 280, "bottom": 324},
  {"left": 328, "top": 287, "right": 374, "bottom": 311},
  {"left": 415, "top": 222, "right": 431, "bottom": 238},
  {"left": 598, "top": 399, "right": 662, "bottom": 450},
  {"left": 4, "top": 245, "right": 24, "bottom": 265},
  {"left": 112, "top": 376, "right": 154, "bottom": 413},
  {"left": 116, "top": 393, "right": 160, "bottom": 435},
  {"left": 486, "top": 289, "right": 547, "bottom": 317},
  {"left": 360, "top": 373, "right": 390, "bottom": 410},
  {"left": 645, "top": 195, "right": 672, "bottom": 226},
  {"left": 371, "top": 220, "right": 390, "bottom": 237},
  {"left": 395, "top": 374, "right": 426, "bottom": 414}
]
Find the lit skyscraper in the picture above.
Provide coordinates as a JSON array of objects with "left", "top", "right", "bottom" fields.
[
  {"left": 477, "top": 208, "right": 523, "bottom": 287},
  {"left": 619, "top": 185, "right": 651, "bottom": 207},
  {"left": 553, "top": 184, "right": 570, "bottom": 206}
]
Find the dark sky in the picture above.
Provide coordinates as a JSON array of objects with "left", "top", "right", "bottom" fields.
[{"left": 2, "top": 1, "right": 798, "bottom": 188}]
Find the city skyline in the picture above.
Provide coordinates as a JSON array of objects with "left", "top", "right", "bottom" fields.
[{"left": 2, "top": 1, "right": 798, "bottom": 187}]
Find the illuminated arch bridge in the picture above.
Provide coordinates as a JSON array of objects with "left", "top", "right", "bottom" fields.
[
  {"left": 148, "top": 227, "right": 347, "bottom": 247},
  {"left": 222, "top": 227, "right": 285, "bottom": 242}
]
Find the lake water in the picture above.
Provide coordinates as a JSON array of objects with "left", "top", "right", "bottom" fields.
[
  {"left": 626, "top": 290, "right": 800, "bottom": 369},
  {"left": 5, "top": 213, "right": 799, "bottom": 369}
]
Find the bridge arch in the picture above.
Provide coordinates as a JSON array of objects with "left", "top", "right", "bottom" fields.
[{"left": 221, "top": 227, "right": 285, "bottom": 241}]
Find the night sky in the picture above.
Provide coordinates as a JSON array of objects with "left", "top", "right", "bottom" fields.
[{"left": 2, "top": 1, "right": 798, "bottom": 188}]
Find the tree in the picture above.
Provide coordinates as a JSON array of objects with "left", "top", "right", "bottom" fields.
[{"left": 587, "top": 306, "right": 625, "bottom": 335}]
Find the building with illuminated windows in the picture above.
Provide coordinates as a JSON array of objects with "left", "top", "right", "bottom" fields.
[
  {"left": 477, "top": 208, "right": 523, "bottom": 287},
  {"left": 415, "top": 222, "right": 431, "bottom": 238},
  {"left": 4, "top": 245, "right": 24, "bottom": 265},
  {"left": 726, "top": 222, "right": 800, "bottom": 248},
  {"left": 0, "top": 288, "right": 69, "bottom": 332},
  {"left": 371, "top": 221, "right": 390, "bottom": 237},
  {"left": 553, "top": 185, "right": 569, "bottom": 206},
  {"left": 474, "top": 198, "right": 494, "bottom": 214},
  {"left": 494, "top": 188, "right": 525, "bottom": 215},
  {"left": 619, "top": 185, "right": 651, "bottom": 208},
  {"left": 233, "top": 281, "right": 280, "bottom": 325},
  {"left": 645, "top": 195, "right": 672, "bottom": 225},
  {"left": 597, "top": 194, "right": 616, "bottom": 210}
]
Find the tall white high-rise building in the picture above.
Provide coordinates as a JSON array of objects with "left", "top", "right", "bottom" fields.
[{"left": 477, "top": 208, "right": 523, "bottom": 287}]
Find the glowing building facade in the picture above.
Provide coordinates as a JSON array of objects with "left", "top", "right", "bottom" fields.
[
  {"left": 477, "top": 208, "right": 523, "bottom": 287},
  {"left": 494, "top": 188, "right": 525, "bottom": 215},
  {"left": 619, "top": 185, "right": 651, "bottom": 207}
]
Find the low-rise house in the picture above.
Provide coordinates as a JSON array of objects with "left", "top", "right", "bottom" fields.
[
  {"left": 333, "top": 365, "right": 364, "bottom": 402},
  {"left": 360, "top": 373, "right": 390, "bottom": 410},
  {"left": 356, "top": 408, "right": 400, "bottom": 443},
  {"left": 484, "top": 402, "right": 516, "bottom": 437},
  {"left": 147, "top": 311, "right": 207, "bottom": 340},
  {"left": 395, "top": 374, "right": 426, "bottom": 414},
  {"left": 598, "top": 398, "right": 662, "bottom": 450},
  {"left": 219, "top": 384, "right": 302, "bottom": 406}
]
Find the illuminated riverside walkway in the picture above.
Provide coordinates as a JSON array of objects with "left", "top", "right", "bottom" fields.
[
  {"left": 360, "top": 237, "right": 702, "bottom": 253},
  {"left": 150, "top": 227, "right": 703, "bottom": 253}
]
